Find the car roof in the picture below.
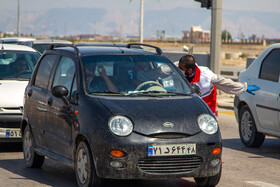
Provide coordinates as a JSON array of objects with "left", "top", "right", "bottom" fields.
[
  {"left": 0, "top": 44, "right": 38, "bottom": 52},
  {"left": 0, "top": 37, "right": 36, "bottom": 43},
  {"left": 53, "top": 46, "right": 160, "bottom": 56},
  {"left": 75, "top": 42, "right": 142, "bottom": 49},
  {"left": 49, "top": 43, "right": 163, "bottom": 56},
  {"left": 32, "top": 40, "right": 73, "bottom": 44}
]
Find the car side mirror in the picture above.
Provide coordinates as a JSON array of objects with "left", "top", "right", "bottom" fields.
[
  {"left": 52, "top": 85, "right": 71, "bottom": 106},
  {"left": 190, "top": 83, "right": 201, "bottom": 96},
  {"left": 52, "top": 85, "right": 69, "bottom": 98}
]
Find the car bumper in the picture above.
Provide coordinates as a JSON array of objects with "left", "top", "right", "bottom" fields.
[
  {"left": 0, "top": 115, "right": 22, "bottom": 141},
  {"left": 90, "top": 130, "right": 222, "bottom": 180}
]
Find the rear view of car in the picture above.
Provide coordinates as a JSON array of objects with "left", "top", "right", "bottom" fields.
[{"left": 0, "top": 44, "right": 40, "bottom": 141}]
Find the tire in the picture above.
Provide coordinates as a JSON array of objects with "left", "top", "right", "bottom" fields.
[
  {"left": 22, "top": 125, "right": 45, "bottom": 168},
  {"left": 239, "top": 105, "right": 265, "bottom": 147},
  {"left": 194, "top": 165, "right": 222, "bottom": 187},
  {"left": 75, "top": 141, "right": 101, "bottom": 187}
]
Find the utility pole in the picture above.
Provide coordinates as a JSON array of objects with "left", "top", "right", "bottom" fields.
[
  {"left": 140, "top": 0, "right": 144, "bottom": 43},
  {"left": 17, "top": 0, "right": 20, "bottom": 37},
  {"left": 210, "top": 0, "right": 223, "bottom": 75}
]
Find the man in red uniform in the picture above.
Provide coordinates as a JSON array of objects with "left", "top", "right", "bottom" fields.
[{"left": 176, "top": 55, "right": 260, "bottom": 116}]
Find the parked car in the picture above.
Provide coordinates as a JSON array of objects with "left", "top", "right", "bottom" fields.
[
  {"left": 19, "top": 39, "right": 73, "bottom": 54},
  {"left": 0, "top": 44, "right": 40, "bottom": 142},
  {"left": 0, "top": 37, "right": 35, "bottom": 44},
  {"left": 234, "top": 43, "right": 280, "bottom": 147},
  {"left": 21, "top": 43, "right": 222, "bottom": 187}
]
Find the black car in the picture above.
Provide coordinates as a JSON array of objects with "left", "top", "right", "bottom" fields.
[{"left": 21, "top": 43, "right": 222, "bottom": 187}]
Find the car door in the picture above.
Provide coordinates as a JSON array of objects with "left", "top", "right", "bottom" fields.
[
  {"left": 25, "top": 54, "right": 57, "bottom": 149},
  {"left": 44, "top": 55, "right": 77, "bottom": 159},
  {"left": 254, "top": 49, "right": 280, "bottom": 131}
]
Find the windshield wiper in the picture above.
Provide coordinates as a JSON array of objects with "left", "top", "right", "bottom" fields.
[
  {"left": 126, "top": 90, "right": 161, "bottom": 97},
  {"left": 89, "top": 90, "right": 124, "bottom": 95},
  {"left": 142, "top": 90, "right": 194, "bottom": 96}
]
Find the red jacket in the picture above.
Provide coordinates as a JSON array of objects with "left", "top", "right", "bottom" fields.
[{"left": 188, "top": 65, "right": 217, "bottom": 116}]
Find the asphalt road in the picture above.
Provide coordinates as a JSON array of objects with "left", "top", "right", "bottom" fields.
[{"left": 0, "top": 101, "right": 280, "bottom": 187}]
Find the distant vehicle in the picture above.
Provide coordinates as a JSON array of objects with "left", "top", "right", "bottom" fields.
[
  {"left": 0, "top": 38, "right": 36, "bottom": 44},
  {"left": 19, "top": 40, "right": 72, "bottom": 54},
  {"left": 234, "top": 43, "right": 280, "bottom": 147},
  {"left": 0, "top": 44, "right": 40, "bottom": 142},
  {"left": 21, "top": 43, "right": 222, "bottom": 187}
]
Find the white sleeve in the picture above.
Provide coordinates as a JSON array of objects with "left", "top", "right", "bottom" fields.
[{"left": 211, "top": 74, "right": 247, "bottom": 95}]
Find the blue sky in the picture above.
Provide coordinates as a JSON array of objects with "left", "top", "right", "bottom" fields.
[{"left": 1, "top": 0, "right": 280, "bottom": 13}]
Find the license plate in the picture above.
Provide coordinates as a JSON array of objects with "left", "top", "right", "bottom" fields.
[
  {"left": 148, "top": 144, "right": 196, "bottom": 156},
  {"left": 6, "top": 129, "right": 21, "bottom": 138}
]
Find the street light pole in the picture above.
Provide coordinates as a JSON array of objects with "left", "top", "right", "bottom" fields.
[
  {"left": 140, "top": 0, "right": 144, "bottom": 43},
  {"left": 210, "top": 0, "right": 223, "bottom": 75},
  {"left": 17, "top": 0, "right": 20, "bottom": 37}
]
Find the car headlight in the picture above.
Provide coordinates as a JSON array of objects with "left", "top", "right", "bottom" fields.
[
  {"left": 108, "top": 115, "right": 133, "bottom": 136},
  {"left": 198, "top": 114, "right": 218, "bottom": 134}
]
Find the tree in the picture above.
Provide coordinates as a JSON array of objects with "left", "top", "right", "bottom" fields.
[{"left": 222, "top": 30, "right": 232, "bottom": 41}]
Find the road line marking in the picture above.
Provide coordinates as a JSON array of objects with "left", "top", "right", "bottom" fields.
[
  {"left": 245, "top": 181, "right": 279, "bottom": 187},
  {"left": 219, "top": 111, "right": 235, "bottom": 116}
]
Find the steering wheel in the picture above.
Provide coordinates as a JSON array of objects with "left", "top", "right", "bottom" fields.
[
  {"left": 135, "top": 81, "right": 165, "bottom": 91},
  {"left": 15, "top": 70, "right": 32, "bottom": 78}
]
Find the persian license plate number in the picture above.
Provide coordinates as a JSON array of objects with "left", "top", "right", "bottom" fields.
[
  {"left": 148, "top": 144, "right": 196, "bottom": 156},
  {"left": 6, "top": 129, "right": 21, "bottom": 138}
]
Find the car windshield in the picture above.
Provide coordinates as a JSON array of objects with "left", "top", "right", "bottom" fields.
[
  {"left": 0, "top": 50, "right": 40, "bottom": 80},
  {"left": 81, "top": 55, "right": 193, "bottom": 95}
]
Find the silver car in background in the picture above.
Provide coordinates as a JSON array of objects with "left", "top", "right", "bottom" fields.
[{"left": 234, "top": 43, "right": 280, "bottom": 147}]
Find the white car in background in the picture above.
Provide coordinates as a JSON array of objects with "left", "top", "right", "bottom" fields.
[
  {"left": 0, "top": 37, "right": 35, "bottom": 44},
  {"left": 19, "top": 39, "right": 72, "bottom": 54},
  {"left": 234, "top": 43, "right": 280, "bottom": 147},
  {"left": 0, "top": 44, "right": 40, "bottom": 142}
]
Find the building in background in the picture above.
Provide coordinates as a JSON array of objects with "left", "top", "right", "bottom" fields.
[{"left": 182, "top": 26, "right": 210, "bottom": 43}]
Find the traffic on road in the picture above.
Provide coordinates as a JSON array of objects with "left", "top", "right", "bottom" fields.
[{"left": 0, "top": 42, "right": 279, "bottom": 187}]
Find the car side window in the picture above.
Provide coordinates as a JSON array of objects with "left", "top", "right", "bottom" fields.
[
  {"left": 34, "top": 55, "right": 57, "bottom": 89},
  {"left": 259, "top": 49, "right": 280, "bottom": 82},
  {"left": 53, "top": 56, "right": 76, "bottom": 97}
]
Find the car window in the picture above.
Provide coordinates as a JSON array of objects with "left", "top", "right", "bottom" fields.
[
  {"left": 52, "top": 56, "right": 75, "bottom": 97},
  {"left": 81, "top": 55, "right": 192, "bottom": 94},
  {"left": 34, "top": 55, "right": 57, "bottom": 89},
  {"left": 33, "top": 44, "right": 50, "bottom": 54},
  {"left": 0, "top": 50, "right": 40, "bottom": 79},
  {"left": 259, "top": 49, "right": 280, "bottom": 82}
]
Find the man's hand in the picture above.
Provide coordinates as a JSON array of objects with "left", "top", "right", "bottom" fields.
[
  {"left": 97, "top": 65, "right": 107, "bottom": 78},
  {"left": 246, "top": 85, "right": 260, "bottom": 95}
]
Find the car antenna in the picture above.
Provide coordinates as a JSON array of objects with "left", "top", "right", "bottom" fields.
[
  {"left": 1, "top": 45, "right": 4, "bottom": 50},
  {"left": 113, "top": 42, "right": 125, "bottom": 54}
]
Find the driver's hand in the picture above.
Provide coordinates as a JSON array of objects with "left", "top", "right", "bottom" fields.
[{"left": 97, "top": 65, "right": 107, "bottom": 77}]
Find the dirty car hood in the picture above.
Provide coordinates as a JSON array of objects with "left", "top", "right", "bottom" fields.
[{"left": 98, "top": 96, "right": 209, "bottom": 136}]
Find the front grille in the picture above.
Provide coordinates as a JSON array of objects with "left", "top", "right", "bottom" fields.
[
  {"left": 138, "top": 155, "right": 202, "bottom": 174},
  {"left": 0, "top": 122, "right": 20, "bottom": 128},
  {"left": 148, "top": 133, "right": 190, "bottom": 139}
]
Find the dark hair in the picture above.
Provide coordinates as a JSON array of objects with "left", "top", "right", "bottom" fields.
[{"left": 179, "top": 55, "right": 196, "bottom": 70}]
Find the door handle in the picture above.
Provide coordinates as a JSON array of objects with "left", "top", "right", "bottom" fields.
[
  {"left": 47, "top": 97, "right": 53, "bottom": 106},
  {"left": 27, "top": 90, "right": 32, "bottom": 97}
]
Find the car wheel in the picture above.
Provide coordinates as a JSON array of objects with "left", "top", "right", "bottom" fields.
[
  {"left": 194, "top": 165, "right": 222, "bottom": 187},
  {"left": 239, "top": 105, "right": 265, "bottom": 147},
  {"left": 75, "top": 141, "right": 101, "bottom": 187},
  {"left": 23, "top": 125, "right": 45, "bottom": 168}
]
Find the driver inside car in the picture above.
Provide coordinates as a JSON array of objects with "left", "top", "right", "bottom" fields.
[
  {"left": 133, "top": 60, "right": 172, "bottom": 84},
  {"left": 11, "top": 58, "right": 28, "bottom": 76}
]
